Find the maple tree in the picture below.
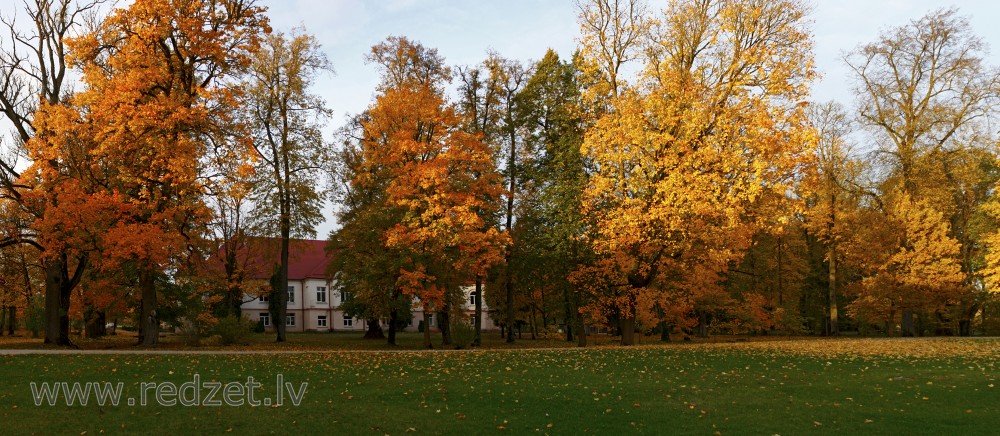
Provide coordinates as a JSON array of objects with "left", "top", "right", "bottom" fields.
[
  {"left": 848, "top": 194, "right": 965, "bottom": 334},
  {"left": 455, "top": 60, "right": 505, "bottom": 344},
  {"left": 0, "top": 0, "right": 103, "bottom": 346},
  {"left": 338, "top": 36, "right": 505, "bottom": 348},
  {"left": 330, "top": 115, "right": 415, "bottom": 344},
  {"left": 576, "top": 0, "right": 815, "bottom": 344},
  {"left": 23, "top": 0, "right": 268, "bottom": 346}
]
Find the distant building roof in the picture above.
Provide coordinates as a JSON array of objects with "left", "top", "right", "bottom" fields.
[
  {"left": 278, "top": 239, "right": 333, "bottom": 281},
  {"left": 207, "top": 238, "right": 334, "bottom": 282}
]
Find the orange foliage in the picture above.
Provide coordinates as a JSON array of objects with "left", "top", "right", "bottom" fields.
[
  {"left": 356, "top": 37, "right": 507, "bottom": 316},
  {"left": 577, "top": 0, "right": 815, "bottom": 341},
  {"left": 20, "top": 0, "right": 267, "bottom": 344}
]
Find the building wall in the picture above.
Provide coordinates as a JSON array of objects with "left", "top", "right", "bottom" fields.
[{"left": 241, "top": 282, "right": 500, "bottom": 333}]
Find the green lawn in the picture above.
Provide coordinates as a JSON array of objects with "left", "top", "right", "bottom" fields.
[
  {"left": 0, "top": 330, "right": 621, "bottom": 351},
  {"left": 1, "top": 338, "right": 998, "bottom": 434}
]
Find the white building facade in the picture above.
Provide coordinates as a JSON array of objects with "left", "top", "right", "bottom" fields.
[{"left": 236, "top": 239, "right": 499, "bottom": 332}]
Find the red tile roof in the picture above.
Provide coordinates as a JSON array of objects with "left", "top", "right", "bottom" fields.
[
  {"left": 282, "top": 239, "right": 333, "bottom": 280},
  {"left": 205, "top": 238, "right": 334, "bottom": 281}
]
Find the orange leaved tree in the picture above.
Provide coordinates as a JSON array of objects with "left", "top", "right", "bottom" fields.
[
  {"left": 577, "top": 0, "right": 816, "bottom": 344},
  {"left": 354, "top": 37, "right": 506, "bottom": 348},
  {"left": 25, "top": 0, "right": 267, "bottom": 346}
]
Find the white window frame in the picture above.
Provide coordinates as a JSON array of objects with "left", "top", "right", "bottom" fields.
[
  {"left": 469, "top": 291, "right": 478, "bottom": 306},
  {"left": 340, "top": 290, "right": 352, "bottom": 303},
  {"left": 259, "top": 313, "right": 270, "bottom": 326},
  {"left": 259, "top": 295, "right": 269, "bottom": 303},
  {"left": 343, "top": 317, "right": 353, "bottom": 328},
  {"left": 316, "top": 286, "right": 327, "bottom": 303},
  {"left": 287, "top": 286, "right": 295, "bottom": 303},
  {"left": 286, "top": 313, "right": 296, "bottom": 326},
  {"left": 317, "top": 315, "right": 327, "bottom": 328}
]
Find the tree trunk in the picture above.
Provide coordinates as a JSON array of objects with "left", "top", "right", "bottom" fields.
[
  {"left": 620, "top": 315, "right": 636, "bottom": 346},
  {"left": 575, "top": 289, "right": 587, "bottom": 347},
  {"left": 388, "top": 288, "right": 401, "bottom": 345},
  {"left": 959, "top": 319, "right": 971, "bottom": 337},
  {"left": 422, "top": 308, "right": 433, "bottom": 349},
  {"left": 505, "top": 260, "right": 515, "bottom": 343},
  {"left": 504, "top": 109, "right": 518, "bottom": 344},
  {"left": 364, "top": 318, "right": 385, "bottom": 339},
  {"left": 827, "top": 242, "right": 839, "bottom": 336},
  {"left": 660, "top": 321, "right": 671, "bottom": 342},
  {"left": 529, "top": 304, "right": 537, "bottom": 339},
  {"left": 901, "top": 309, "right": 914, "bottom": 337},
  {"left": 138, "top": 266, "right": 158, "bottom": 347},
  {"left": 44, "top": 258, "right": 76, "bottom": 347},
  {"left": 473, "top": 277, "right": 482, "bottom": 346},
  {"left": 44, "top": 260, "right": 63, "bottom": 345},
  {"left": 387, "top": 308, "right": 398, "bottom": 345},
  {"left": 0, "top": 307, "right": 5, "bottom": 336},
  {"left": 563, "top": 285, "right": 574, "bottom": 342},
  {"left": 5, "top": 306, "right": 15, "bottom": 335},
  {"left": 84, "top": 306, "right": 106, "bottom": 338},
  {"left": 274, "top": 234, "right": 290, "bottom": 342},
  {"left": 697, "top": 312, "right": 709, "bottom": 338},
  {"left": 439, "top": 304, "right": 451, "bottom": 346},
  {"left": 776, "top": 236, "right": 783, "bottom": 306}
]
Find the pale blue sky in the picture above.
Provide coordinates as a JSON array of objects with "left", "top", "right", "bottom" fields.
[{"left": 259, "top": 0, "right": 1000, "bottom": 132}]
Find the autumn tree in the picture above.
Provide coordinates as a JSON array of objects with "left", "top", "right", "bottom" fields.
[
  {"left": 846, "top": 8, "right": 999, "bottom": 335},
  {"left": 577, "top": 0, "right": 815, "bottom": 345},
  {"left": 201, "top": 131, "right": 262, "bottom": 318},
  {"left": 850, "top": 194, "right": 965, "bottom": 334},
  {"left": 800, "top": 101, "right": 864, "bottom": 335},
  {"left": 345, "top": 36, "right": 505, "bottom": 348},
  {"left": 515, "top": 49, "right": 590, "bottom": 343},
  {"left": 243, "top": 28, "right": 332, "bottom": 342},
  {"left": 456, "top": 53, "right": 534, "bottom": 342},
  {"left": 26, "top": 0, "right": 267, "bottom": 346},
  {"left": 0, "top": 0, "right": 105, "bottom": 346},
  {"left": 329, "top": 120, "right": 413, "bottom": 344}
]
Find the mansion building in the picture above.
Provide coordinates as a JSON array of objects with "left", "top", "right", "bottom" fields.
[{"left": 235, "top": 239, "right": 497, "bottom": 332}]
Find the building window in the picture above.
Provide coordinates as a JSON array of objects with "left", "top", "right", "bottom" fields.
[
  {"left": 259, "top": 313, "right": 270, "bottom": 326},
  {"left": 259, "top": 295, "right": 269, "bottom": 303},
  {"left": 343, "top": 317, "right": 353, "bottom": 328},
  {"left": 341, "top": 291, "right": 353, "bottom": 303},
  {"left": 316, "top": 286, "right": 327, "bottom": 303},
  {"left": 286, "top": 313, "right": 296, "bottom": 326},
  {"left": 469, "top": 291, "right": 478, "bottom": 306},
  {"left": 287, "top": 286, "right": 295, "bottom": 303},
  {"left": 426, "top": 313, "right": 434, "bottom": 327},
  {"left": 317, "top": 315, "right": 327, "bottom": 328}
]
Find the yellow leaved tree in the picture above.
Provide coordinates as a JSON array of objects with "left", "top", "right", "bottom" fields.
[{"left": 577, "top": 0, "right": 815, "bottom": 344}]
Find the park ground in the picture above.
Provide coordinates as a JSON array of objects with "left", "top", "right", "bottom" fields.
[{"left": 0, "top": 333, "right": 998, "bottom": 434}]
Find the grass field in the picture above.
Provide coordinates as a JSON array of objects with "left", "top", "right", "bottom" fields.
[{"left": 1, "top": 336, "right": 998, "bottom": 434}]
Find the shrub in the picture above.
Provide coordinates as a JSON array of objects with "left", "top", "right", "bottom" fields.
[
  {"left": 25, "top": 300, "right": 45, "bottom": 338},
  {"left": 213, "top": 315, "right": 255, "bottom": 346},
  {"left": 177, "top": 320, "right": 203, "bottom": 346},
  {"left": 451, "top": 318, "right": 476, "bottom": 349}
]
